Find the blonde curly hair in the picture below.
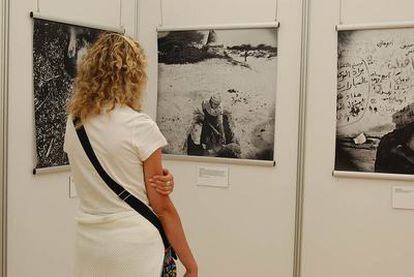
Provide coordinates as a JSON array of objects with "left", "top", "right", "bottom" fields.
[{"left": 68, "top": 33, "right": 147, "bottom": 123}]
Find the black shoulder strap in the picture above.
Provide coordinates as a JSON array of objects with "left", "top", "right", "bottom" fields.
[{"left": 72, "top": 118, "right": 172, "bottom": 252}]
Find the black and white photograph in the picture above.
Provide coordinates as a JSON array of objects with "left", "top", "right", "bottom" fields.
[
  {"left": 157, "top": 27, "right": 277, "bottom": 162},
  {"left": 33, "top": 18, "right": 104, "bottom": 169},
  {"left": 335, "top": 28, "right": 414, "bottom": 175}
]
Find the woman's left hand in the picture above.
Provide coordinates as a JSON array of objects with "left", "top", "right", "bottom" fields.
[{"left": 149, "top": 168, "right": 175, "bottom": 195}]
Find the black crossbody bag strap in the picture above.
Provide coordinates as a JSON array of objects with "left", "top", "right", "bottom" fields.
[{"left": 72, "top": 118, "right": 175, "bottom": 256}]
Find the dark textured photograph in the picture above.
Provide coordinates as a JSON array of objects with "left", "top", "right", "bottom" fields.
[
  {"left": 335, "top": 28, "right": 414, "bottom": 175},
  {"left": 33, "top": 18, "right": 104, "bottom": 169},
  {"left": 157, "top": 28, "right": 277, "bottom": 161}
]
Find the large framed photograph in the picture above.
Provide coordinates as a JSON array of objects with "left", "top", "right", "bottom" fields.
[
  {"left": 156, "top": 24, "right": 278, "bottom": 165},
  {"left": 335, "top": 26, "right": 414, "bottom": 176},
  {"left": 32, "top": 15, "right": 119, "bottom": 172}
]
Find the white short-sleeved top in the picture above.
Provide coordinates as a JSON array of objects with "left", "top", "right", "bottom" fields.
[{"left": 63, "top": 105, "right": 167, "bottom": 215}]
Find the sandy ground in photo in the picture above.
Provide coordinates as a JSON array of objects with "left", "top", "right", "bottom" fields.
[{"left": 157, "top": 55, "right": 277, "bottom": 160}]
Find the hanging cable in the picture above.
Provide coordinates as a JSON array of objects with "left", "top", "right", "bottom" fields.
[
  {"left": 135, "top": 0, "right": 140, "bottom": 39},
  {"left": 274, "top": 0, "right": 278, "bottom": 21},
  {"left": 339, "top": 0, "right": 343, "bottom": 25},
  {"left": 36, "top": 0, "right": 40, "bottom": 12},
  {"left": 159, "top": 0, "right": 164, "bottom": 27},
  {"left": 119, "top": 0, "right": 123, "bottom": 30}
]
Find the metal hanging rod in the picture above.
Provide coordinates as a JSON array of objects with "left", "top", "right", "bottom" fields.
[
  {"left": 30, "top": 11, "right": 125, "bottom": 34},
  {"left": 333, "top": 170, "right": 414, "bottom": 182},
  {"left": 157, "top": 21, "right": 280, "bottom": 32},
  {"left": 336, "top": 21, "right": 414, "bottom": 31},
  {"left": 163, "top": 154, "right": 276, "bottom": 168},
  {"left": 32, "top": 165, "right": 71, "bottom": 175}
]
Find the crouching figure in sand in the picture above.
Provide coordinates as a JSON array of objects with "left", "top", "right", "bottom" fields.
[{"left": 186, "top": 93, "right": 241, "bottom": 158}]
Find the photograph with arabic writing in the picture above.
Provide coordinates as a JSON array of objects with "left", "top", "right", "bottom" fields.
[{"left": 335, "top": 28, "right": 414, "bottom": 175}]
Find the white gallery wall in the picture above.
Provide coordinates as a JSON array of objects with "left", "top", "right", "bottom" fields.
[
  {"left": 7, "top": 0, "right": 414, "bottom": 277},
  {"left": 7, "top": 0, "right": 302, "bottom": 276},
  {"left": 7, "top": 0, "right": 136, "bottom": 276},
  {"left": 140, "top": 0, "right": 302, "bottom": 276},
  {"left": 302, "top": 0, "right": 414, "bottom": 277}
]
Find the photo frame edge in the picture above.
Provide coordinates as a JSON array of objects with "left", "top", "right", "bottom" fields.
[
  {"left": 162, "top": 154, "right": 275, "bottom": 167},
  {"left": 156, "top": 21, "right": 280, "bottom": 33}
]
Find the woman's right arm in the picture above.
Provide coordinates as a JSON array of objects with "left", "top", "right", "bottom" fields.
[{"left": 143, "top": 149, "right": 198, "bottom": 276}]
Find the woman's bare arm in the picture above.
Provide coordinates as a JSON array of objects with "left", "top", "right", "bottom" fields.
[{"left": 143, "top": 149, "right": 198, "bottom": 276}]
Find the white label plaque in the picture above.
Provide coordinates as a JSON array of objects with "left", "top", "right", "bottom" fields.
[
  {"left": 196, "top": 166, "right": 229, "bottom": 188},
  {"left": 392, "top": 186, "right": 414, "bottom": 210}
]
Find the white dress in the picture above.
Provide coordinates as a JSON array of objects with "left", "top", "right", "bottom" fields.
[{"left": 63, "top": 105, "right": 167, "bottom": 277}]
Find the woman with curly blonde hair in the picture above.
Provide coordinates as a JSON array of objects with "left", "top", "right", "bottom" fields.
[{"left": 64, "top": 33, "right": 197, "bottom": 277}]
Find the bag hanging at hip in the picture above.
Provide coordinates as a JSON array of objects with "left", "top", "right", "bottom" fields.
[
  {"left": 73, "top": 118, "right": 177, "bottom": 277},
  {"left": 163, "top": 247, "right": 177, "bottom": 277}
]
